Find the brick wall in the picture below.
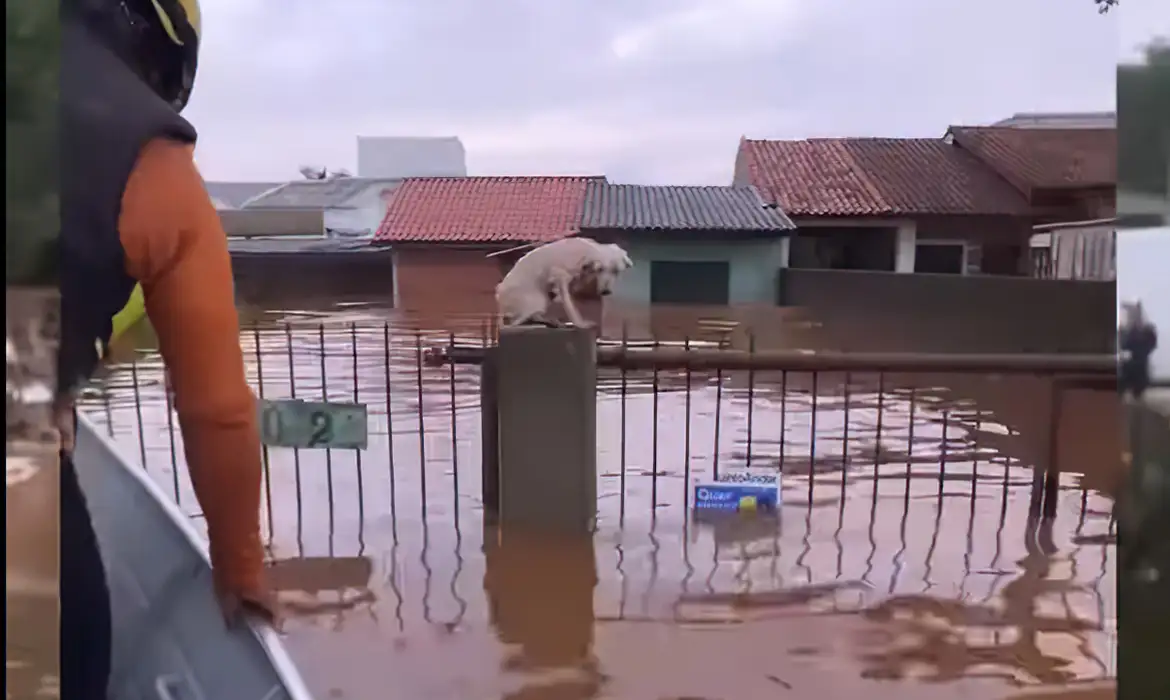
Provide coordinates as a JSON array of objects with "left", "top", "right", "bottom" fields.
[{"left": 392, "top": 247, "right": 505, "bottom": 315}]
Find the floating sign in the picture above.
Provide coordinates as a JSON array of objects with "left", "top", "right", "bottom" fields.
[
  {"left": 258, "top": 399, "right": 368, "bottom": 450},
  {"left": 693, "top": 473, "right": 780, "bottom": 513}
]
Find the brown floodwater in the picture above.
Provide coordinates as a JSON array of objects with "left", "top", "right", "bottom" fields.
[
  {"left": 16, "top": 295, "right": 1120, "bottom": 700},
  {"left": 6, "top": 442, "right": 61, "bottom": 700}
]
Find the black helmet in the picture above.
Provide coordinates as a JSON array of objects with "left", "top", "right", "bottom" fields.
[{"left": 68, "top": 0, "right": 202, "bottom": 112}]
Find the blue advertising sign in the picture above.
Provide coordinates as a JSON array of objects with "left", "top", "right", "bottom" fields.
[{"left": 693, "top": 475, "right": 780, "bottom": 513}]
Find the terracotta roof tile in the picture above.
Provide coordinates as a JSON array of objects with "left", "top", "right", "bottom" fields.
[
  {"left": 373, "top": 176, "right": 601, "bottom": 244},
  {"left": 947, "top": 126, "right": 1116, "bottom": 193},
  {"left": 739, "top": 138, "right": 1030, "bottom": 217}
]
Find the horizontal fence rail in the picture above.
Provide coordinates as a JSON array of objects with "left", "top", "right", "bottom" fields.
[{"left": 77, "top": 319, "right": 1122, "bottom": 687}]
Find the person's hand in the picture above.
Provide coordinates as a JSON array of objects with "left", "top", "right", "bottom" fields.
[{"left": 216, "top": 585, "right": 282, "bottom": 632}]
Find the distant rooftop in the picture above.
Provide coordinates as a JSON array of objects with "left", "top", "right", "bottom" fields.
[
  {"left": 243, "top": 177, "right": 402, "bottom": 209},
  {"left": 581, "top": 183, "right": 795, "bottom": 231},
  {"left": 992, "top": 111, "right": 1117, "bottom": 129},
  {"left": 206, "top": 181, "right": 283, "bottom": 209}
]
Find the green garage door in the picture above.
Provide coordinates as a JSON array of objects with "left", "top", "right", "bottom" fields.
[{"left": 650, "top": 260, "right": 731, "bottom": 305}]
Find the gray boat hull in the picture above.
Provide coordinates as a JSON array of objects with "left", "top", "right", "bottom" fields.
[{"left": 74, "top": 414, "right": 312, "bottom": 700}]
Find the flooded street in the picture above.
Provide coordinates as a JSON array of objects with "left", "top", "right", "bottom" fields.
[{"left": 72, "top": 299, "right": 1119, "bottom": 700}]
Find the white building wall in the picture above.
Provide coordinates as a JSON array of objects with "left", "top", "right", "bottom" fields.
[{"left": 356, "top": 136, "right": 467, "bottom": 179}]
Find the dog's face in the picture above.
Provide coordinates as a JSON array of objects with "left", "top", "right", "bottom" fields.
[{"left": 582, "top": 244, "right": 633, "bottom": 296}]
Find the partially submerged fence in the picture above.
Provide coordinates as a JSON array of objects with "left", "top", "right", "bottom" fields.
[
  {"left": 81, "top": 320, "right": 1124, "bottom": 541},
  {"left": 78, "top": 321, "right": 1127, "bottom": 679}
]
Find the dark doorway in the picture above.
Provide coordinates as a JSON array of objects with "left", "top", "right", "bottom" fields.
[
  {"left": 650, "top": 260, "right": 730, "bottom": 305},
  {"left": 914, "top": 243, "right": 965, "bottom": 274},
  {"left": 982, "top": 244, "right": 1025, "bottom": 276},
  {"left": 787, "top": 228, "right": 897, "bottom": 271}
]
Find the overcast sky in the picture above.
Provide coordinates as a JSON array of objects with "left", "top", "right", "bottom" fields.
[{"left": 186, "top": 0, "right": 1152, "bottom": 185}]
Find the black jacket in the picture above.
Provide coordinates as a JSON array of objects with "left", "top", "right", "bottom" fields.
[{"left": 57, "top": 16, "right": 197, "bottom": 400}]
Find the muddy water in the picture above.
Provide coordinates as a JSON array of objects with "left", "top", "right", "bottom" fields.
[{"left": 74, "top": 301, "right": 1119, "bottom": 699}]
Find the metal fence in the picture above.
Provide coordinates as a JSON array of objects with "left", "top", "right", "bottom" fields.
[
  {"left": 77, "top": 320, "right": 1123, "bottom": 682},
  {"left": 83, "top": 320, "right": 1120, "bottom": 529}
]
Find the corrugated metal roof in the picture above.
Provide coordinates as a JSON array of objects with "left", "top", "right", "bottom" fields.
[
  {"left": 244, "top": 177, "right": 402, "bottom": 209},
  {"left": 581, "top": 183, "right": 794, "bottom": 231},
  {"left": 373, "top": 176, "right": 600, "bottom": 243},
  {"left": 205, "top": 181, "right": 284, "bottom": 209}
]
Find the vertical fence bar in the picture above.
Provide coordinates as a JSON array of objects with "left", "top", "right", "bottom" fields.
[
  {"left": 318, "top": 324, "right": 336, "bottom": 543},
  {"left": 619, "top": 323, "right": 628, "bottom": 522},
  {"left": 808, "top": 371, "right": 819, "bottom": 503},
  {"left": 683, "top": 337, "right": 692, "bottom": 512},
  {"left": 713, "top": 362, "right": 724, "bottom": 481},
  {"left": 163, "top": 370, "right": 181, "bottom": 505},
  {"left": 351, "top": 323, "right": 366, "bottom": 540},
  {"left": 970, "top": 407, "right": 982, "bottom": 505},
  {"left": 746, "top": 333, "right": 756, "bottom": 468},
  {"left": 1040, "top": 379, "right": 1064, "bottom": 520},
  {"left": 252, "top": 326, "right": 274, "bottom": 541},
  {"left": 905, "top": 384, "right": 917, "bottom": 499},
  {"left": 841, "top": 372, "right": 851, "bottom": 492},
  {"left": 779, "top": 370, "right": 788, "bottom": 474},
  {"left": 130, "top": 357, "right": 148, "bottom": 469},
  {"left": 448, "top": 331, "right": 460, "bottom": 529},
  {"left": 651, "top": 339, "right": 660, "bottom": 518},
  {"left": 102, "top": 382, "right": 115, "bottom": 438},
  {"left": 939, "top": 410, "right": 949, "bottom": 499},
  {"left": 285, "top": 324, "right": 304, "bottom": 542},
  {"left": 383, "top": 323, "right": 398, "bottom": 542},
  {"left": 415, "top": 330, "right": 428, "bottom": 520},
  {"left": 874, "top": 372, "right": 885, "bottom": 470}
]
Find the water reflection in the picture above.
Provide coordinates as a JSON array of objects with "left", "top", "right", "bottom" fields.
[
  {"left": 485, "top": 528, "right": 603, "bottom": 699},
  {"left": 75, "top": 303, "right": 1119, "bottom": 698}
]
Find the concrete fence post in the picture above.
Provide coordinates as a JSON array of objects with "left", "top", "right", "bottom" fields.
[{"left": 493, "top": 326, "right": 597, "bottom": 534}]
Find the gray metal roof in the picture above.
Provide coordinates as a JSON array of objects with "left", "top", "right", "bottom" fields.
[
  {"left": 227, "top": 237, "right": 380, "bottom": 255},
  {"left": 581, "top": 182, "right": 795, "bottom": 231},
  {"left": 243, "top": 177, "right": 401, "bottom": 209},
  {"left": 205, "top": 181, "right": 284, "bottom": 209}
]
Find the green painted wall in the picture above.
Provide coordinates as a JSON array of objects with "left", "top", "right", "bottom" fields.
[{"left": 611, "top": 238, "right": 789, "bottom": 304}]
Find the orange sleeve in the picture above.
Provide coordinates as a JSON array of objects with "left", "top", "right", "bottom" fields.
[{"left": 118, "top": 138, "right": 267, "bottom": 604}]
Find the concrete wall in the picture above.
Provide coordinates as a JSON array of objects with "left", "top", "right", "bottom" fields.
[
  {"left": 356, "top": 136, "right": 467, "bottom": 179},
  {"left": 778, "top": 268, "right": 1116, "bottom": 353},
  {"left": 607, "top": 237, "right": 788, "bottom": 305}
]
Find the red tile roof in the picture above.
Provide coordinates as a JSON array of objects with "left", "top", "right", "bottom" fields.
[
  {"left": 373, "top": 176, "right": 601, "bottom": 244},
  {"left": 946, "top": 126, "right": 1116, "bottom": 194},
  {"left": 738, "top": 138, "right": 1031, "bottom": 217}
]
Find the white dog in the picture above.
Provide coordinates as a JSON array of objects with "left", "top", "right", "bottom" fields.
[{"left": 496, "top": 237, "right": 633, "bottom": 328}]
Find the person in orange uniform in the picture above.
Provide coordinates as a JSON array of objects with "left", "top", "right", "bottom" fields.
[{"left": 59, "top": 1, "right": 276, "bottom": 697}]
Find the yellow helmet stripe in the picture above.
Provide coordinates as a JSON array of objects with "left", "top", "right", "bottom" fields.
[
  {"left": 148, "top": 0, "right": 201, "bottom": 46},
  {"left": 110, "top": 283, "right": 147, "bottom": 342}
]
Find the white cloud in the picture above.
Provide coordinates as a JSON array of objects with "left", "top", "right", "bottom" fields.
[
  {"left": 183, "top": 0, "right": 1117, "bottom": 184},
  {"left": 609, "top": 0, "right": 807, "bottom": 61}
]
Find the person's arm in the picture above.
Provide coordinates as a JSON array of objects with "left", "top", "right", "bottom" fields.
[{"left": 118, "top": 138, "right": 272, "bottom": 615}]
